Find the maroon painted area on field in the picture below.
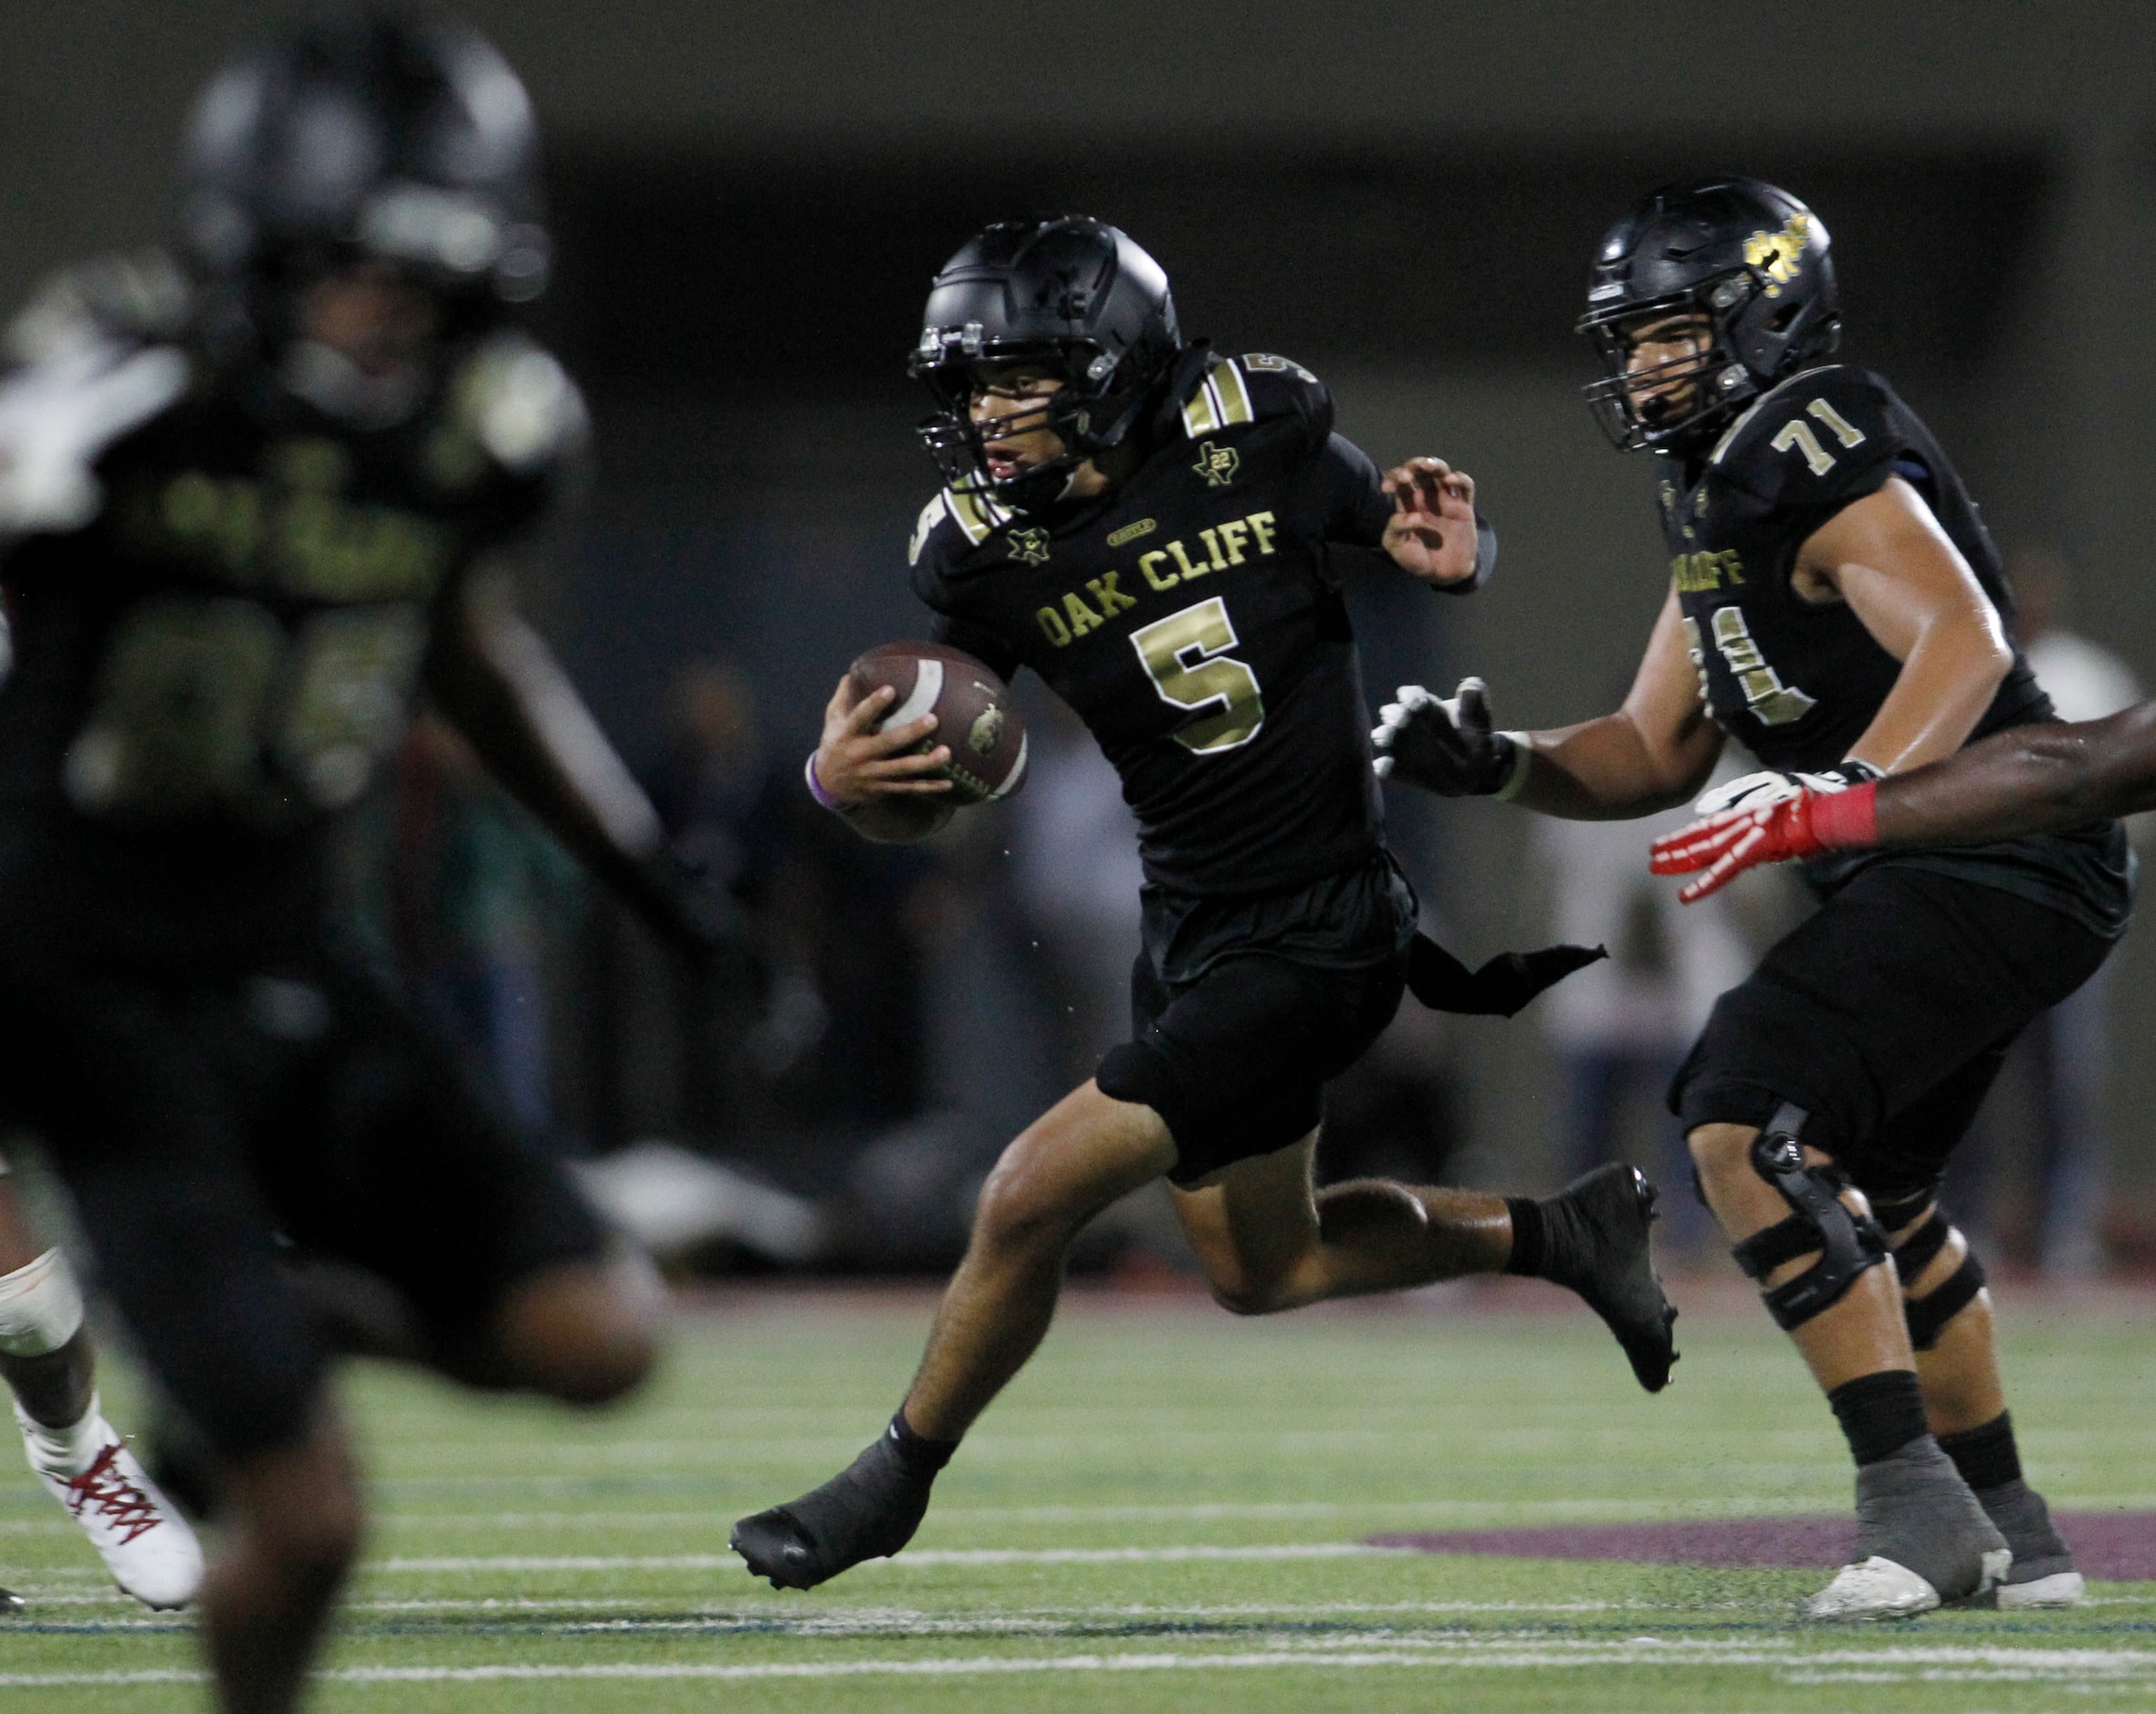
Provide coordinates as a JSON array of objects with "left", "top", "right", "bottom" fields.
[{"left": 1370, "top": 1513, "right": 2156, "bottom": 1582}]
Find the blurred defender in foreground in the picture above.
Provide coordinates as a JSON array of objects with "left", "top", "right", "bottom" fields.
[
  {"left": 0, "top": 18, "right": 727, "bottom": 1708},
  {"left": 733, "top": 216, "right": 1676, "bottom": 1594},
  {"left": 1377, "top": 180, "right": 2127, "bottom": 1619},
  {"left": 0, "top": 1154, "right": 201, "bottom": 1606}
]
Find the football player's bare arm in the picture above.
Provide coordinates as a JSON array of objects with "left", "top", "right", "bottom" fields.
[
  {"left": 810, "top": 674, "right": 955, "bottom": 844},
  {"left": 1874, "top": 703, "right": 2156, "bottom": 843},
  {"left": 1797, "top": 477, "right": 2013, "bottom": 775},
  {"left": 1379, "top": 457, "right": 1480, "bottom": 587},
  {"left": 424, "top": 566, "right": 718, "bottom": 950},
  {"left": 1653, "top": 696, "right": 2156, "bottom": 897},
  {"left": 1509, "top": 588, "right": 1724, "bottom": 818}
]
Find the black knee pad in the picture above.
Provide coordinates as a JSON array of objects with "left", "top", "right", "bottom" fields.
[
  {"left": 1895, "top": 1212, "right": 1987, "bottom": 1351},
  {"left": 1728, "top": 1103, "right": 1889, "bottom": 1331}
]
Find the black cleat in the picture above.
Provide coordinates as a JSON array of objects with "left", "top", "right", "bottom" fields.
[
  {"left": 1539, "top": 1163, "right": 1680, "bottom": 1392},
  {"left": 731, "top": 1430, "right": 935, "bottom": 1591},
  {"left": 0, "top": 1588, "right": 22, "bottom": 1615}
]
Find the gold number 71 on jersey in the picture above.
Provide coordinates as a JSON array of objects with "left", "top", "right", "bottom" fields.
[{"left": 1770, "top": 398, "right": 1868, "bottom": 476}]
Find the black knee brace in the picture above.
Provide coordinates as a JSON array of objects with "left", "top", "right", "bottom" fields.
[
  {"left": 1893, "top": 1211, "right": 1987, "bottom": 1351},
  {"left": 1868, "top": 1184, "right": 1941, "bottom": 1235},
  {"left": 1728, "top": 1103, "right": 1889, "bottom": 1331}
]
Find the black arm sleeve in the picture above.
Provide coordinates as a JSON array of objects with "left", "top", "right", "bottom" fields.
[
  {"left": 931, "top": 613, "right": 1023, "bottom": 685},
  {"left": 1308, "top": 431, "right": 1496, "bottom": 594},
  {"left": 1313, "top": 432, "right": 1395, "bottom": 548}
]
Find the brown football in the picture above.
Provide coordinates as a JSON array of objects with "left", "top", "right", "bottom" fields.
[{"left": 847, "top": 641, "right": 1028, "bottom": 807}]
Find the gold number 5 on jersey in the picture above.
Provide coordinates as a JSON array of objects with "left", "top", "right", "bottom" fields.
[{"left": 1131, "top": 596, "right": 1265, "bottom": 753}]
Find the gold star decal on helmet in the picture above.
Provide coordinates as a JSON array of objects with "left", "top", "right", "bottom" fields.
[{"left": 1743, "top": 211, "right": 1813, "bottom": 298}]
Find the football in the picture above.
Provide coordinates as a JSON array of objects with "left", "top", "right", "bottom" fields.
[{"left": 847, "top": 641, "right": 1029, "bottom": 806}]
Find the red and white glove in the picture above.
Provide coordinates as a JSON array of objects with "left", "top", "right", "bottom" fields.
[{"left": 1650, "top": 779, "right": 1881, "bottom": 903}]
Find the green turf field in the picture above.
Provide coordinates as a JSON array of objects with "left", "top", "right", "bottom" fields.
[{"left": 5, "top": 1284, "right": 2156, "bottom": 1711}]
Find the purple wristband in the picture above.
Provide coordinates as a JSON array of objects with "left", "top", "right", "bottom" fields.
[{"left": 804, "top": 751, "right": 848, "bottom": 812}]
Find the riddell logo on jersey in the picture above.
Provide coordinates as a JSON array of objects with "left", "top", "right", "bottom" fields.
[{"left": 1034, "top": 509, "right": 1281, "bottom": 648}]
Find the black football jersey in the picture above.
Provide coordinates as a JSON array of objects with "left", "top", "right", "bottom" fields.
[
  {"left": 910, "top": 347, "right": 1488, "bottom": 898},
  {"left": 1664, "top": 363, "right": 2130, "bottom": 936},
  {"left": 0, "top": 265, "right": 585, "bottom": 965},
  {"left": 1662, "top": 363, "right": 2050, "bottom": 771}
]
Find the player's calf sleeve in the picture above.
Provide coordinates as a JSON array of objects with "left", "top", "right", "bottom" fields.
[
  {"left": 0, "top": 1247, "right": 85, "bottom": 1360},
  {"left": 1500, "top": 1197, "right": 1546, "bottom": 1276},
  {"left": 887, "top": 1410, "right": 958, "bottom": 1475},
  {"left": 1827, "top": 1370, "right": 1931, "bottom": 1467},
  {"left": 1938, "top": 1412, "right": 2021, "bottom": 1492}
]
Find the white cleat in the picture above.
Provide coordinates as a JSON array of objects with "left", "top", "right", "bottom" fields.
[
  {"left": 1805, "top": 1554, "right": 1943, "bottom": 1621},
  {"left": 28, "top": 1424, "right": 204, "bottom": 1610},
  {"left": 1996, "top": 1569, "right": 2085, "bottom": 1610}
]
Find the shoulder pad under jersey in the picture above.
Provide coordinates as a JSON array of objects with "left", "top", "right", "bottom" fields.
[
  {"left": 907, "top": 484, "right": 1020, "bottom": 611},
  {"left": 444, "top": 333, "right": 590, "bottom": 480},
  {"left": 0, "top": 332, "right": 189, "bottom": 538},
  {"left": 1705, "top": 364, "right": 1900, "bottom": 514},
  {"left": 1177, "top": 350, "right": 1334, "bottom": 447},
  {"left": 908, "top": 483, "right": 1018, "bottom": 571}
]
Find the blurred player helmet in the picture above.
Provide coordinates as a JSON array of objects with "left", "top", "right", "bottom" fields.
[
  {"left": 911, "top": 215, "right": 1182, "bottom": 513},
  {"left": 179, "top": 13, "right": 548, "bottom": 392},
  {"left": 1577, "top": 178, "right": 1841, "bottom": 454}
]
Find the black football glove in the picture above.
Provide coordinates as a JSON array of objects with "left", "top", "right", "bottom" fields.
[{"left": 1372, "top": 677, "right": 1520, "bottom": 797}]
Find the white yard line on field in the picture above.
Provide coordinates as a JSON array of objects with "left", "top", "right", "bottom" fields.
[
  {"left": 5, "top": 1638, "right": 2156, "bottom": 1688},
  {"left": 372, "top": 1489, "right": 1848, "bottom": 1530},
  {"left": 340, "top": 1597, "right": 1640, "bottom": 1619},
  {"left": 373, "top": 1543, "right": 1412, "bottom": 1573}
]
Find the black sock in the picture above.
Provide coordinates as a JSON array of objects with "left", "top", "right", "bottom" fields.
[
  {"left": 1938, "top": 1411, "right": 2021, "bottom": 1491},
  {"left": 1826, "top": 1370, "right": 1930, "bottom": 1466},
  {"left": 1502, "top": 1197, "right": 1547, "bottom": 1277},
  {"left": 886, "top": 1410, "right": 958, "bottom": 1476}
]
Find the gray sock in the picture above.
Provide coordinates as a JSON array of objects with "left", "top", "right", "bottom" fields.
[
  {"left": 1975, "top": 1479, "right": 2074, "bottom": 1583},
  {"left": 1853, "top": 1437, "right": 2008, "bottom": 1601}
]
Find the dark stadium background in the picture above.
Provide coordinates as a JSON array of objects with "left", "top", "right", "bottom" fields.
[{"left": 9, "top": 1, "right": 2155, "bottom": 1265}]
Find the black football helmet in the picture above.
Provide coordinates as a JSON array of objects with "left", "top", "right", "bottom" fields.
[
  {"left": 178, "top": 13, "right": 547, "bottom": 411},
  {"left": 910, "top": 216, "right": 1182, "bottom": 513},
  {"left": 1577, "top": 178, "right": 1840, "bottom": 454}
]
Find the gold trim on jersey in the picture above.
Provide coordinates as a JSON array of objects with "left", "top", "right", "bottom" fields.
[
  {"left": 1708, "top": 365, "right": 1835, "bottom": 466},
  {"left": 1180, "top": 359, "right": 1255, "bottom": 438},
  {"left": 945, "top": 484, "right": 1015, "bottom": 545}
]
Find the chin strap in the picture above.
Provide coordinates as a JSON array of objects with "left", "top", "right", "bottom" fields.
[{"left": 1406, "top": 934, "right": 1607, "bottom": 1018}]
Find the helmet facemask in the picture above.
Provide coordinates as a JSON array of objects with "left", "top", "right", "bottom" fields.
[
  {"left": 1579, "top": 283, "right": 1759, "bottom": 454},
  {"left": 914, "top": 332, "right": 1156, "bottom": 515}
]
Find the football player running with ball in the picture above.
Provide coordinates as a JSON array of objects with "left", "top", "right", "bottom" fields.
[
  {"left": 733, "top": 215, "right": 1680, "bottom": 1592},
  {"left": 1376, "top": 179, "right": 2130, "bottom": 1620}
]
